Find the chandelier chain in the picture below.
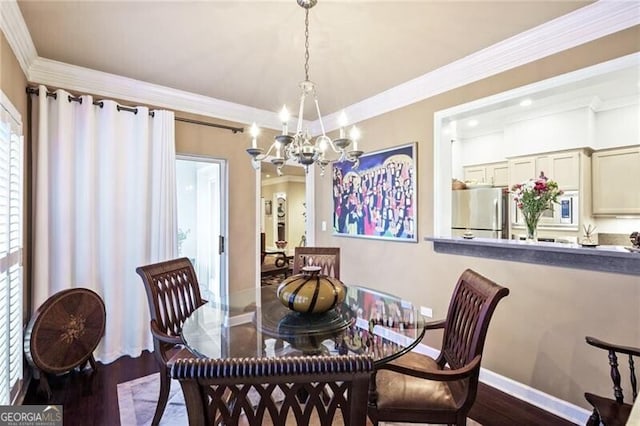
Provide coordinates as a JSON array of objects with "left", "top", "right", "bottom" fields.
[
  {"left": 246, "top": 0, "right": 363, "bottom": 177},
  {"left": 304, "top": 8, "right": 310, "bottom": 82}
]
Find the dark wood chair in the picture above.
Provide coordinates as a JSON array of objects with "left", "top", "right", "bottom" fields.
[
  {"left": 170, "top": 354, "right": 373, "bottom": 426},
  {"left": 136, "top": 257, "right": 205, "bottom": 426},
  {"left": 292, "top": 247, "right": 340, "bottom": 278},
  {"left": 584, "top": 336, "right": 640, "bottom": 426},
  {"left": 260, "top": 232, "right": 291, "bottom": 281},
  {"left": 368, "top": 268, "right": 509, "bottom": 426}
]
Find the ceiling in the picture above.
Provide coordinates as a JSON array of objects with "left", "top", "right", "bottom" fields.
[
  {"left": 451, "top": 64, "right": 640, "bottom": 139},
  {"left": 17, "top": 0, "right": 593, "bottom": 119}
]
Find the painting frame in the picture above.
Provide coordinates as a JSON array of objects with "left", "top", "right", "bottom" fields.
[{"left": 332, "top": 142, "right": 417, "bottom": 242}]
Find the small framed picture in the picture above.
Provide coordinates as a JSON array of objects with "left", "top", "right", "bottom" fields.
[{"left": 264, "top": 200, "right": 272, "bottom": 216}]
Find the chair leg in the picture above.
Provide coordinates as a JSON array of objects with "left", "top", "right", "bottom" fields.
[
  {"left": 586, "top": 409, "right": 600, "bottom": 426},
  {"left": 152, "top": 366, "right": 171, "bottom": 426},
  {"left": 88, "top": 354, "right": 98, "bottom": 372},
  {"left": 366, "top": 413, "right": 378, "bottom": 426},
  {"left": 456, "top": 411, "right": 469, "bottom": 425}
]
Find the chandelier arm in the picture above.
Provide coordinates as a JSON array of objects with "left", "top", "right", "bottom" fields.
[
  {"left": 296, "top": 91, "right": 306, "bottom": 134},
  {"left": 326, "top": 139, "right": 343, "bottom": 155},
  {"left": 254, "top": 143, "right": 279, "bottom": 162},
  {"left": 313, "top": 98, "right": 327, "bottom": 136}
]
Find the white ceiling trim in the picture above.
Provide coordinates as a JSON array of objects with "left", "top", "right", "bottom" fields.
[
  {"left": 27, "top": 57, "right": 285, "bottom": 130},
  {"left": 3, "top": 0, "right": 639, "bottom": 133},
  {"left": 316, "top": 0, "right": 640, "bottom": 133},
  {"left": 0, "top": 1, "right": 37, "bottom": 76}
]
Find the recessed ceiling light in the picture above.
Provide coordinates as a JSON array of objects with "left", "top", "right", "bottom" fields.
[
  {"left": 467, "top": 119, "right": 479, "bottom": 127},
  {"left": 266, "top": 174, "right": 271, "bottom": 178},
  {"left": 520, "top": 98, "right": 533, "bottom": 107}
]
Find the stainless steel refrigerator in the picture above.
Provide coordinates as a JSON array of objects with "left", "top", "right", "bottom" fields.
[{"left": 451, "top": 188, "right": 508, "bottom": 239}]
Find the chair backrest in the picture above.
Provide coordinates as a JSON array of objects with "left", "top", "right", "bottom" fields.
[
  {"left": 586, "top": 336, "right": 640, "bottom": 404},
  {"left": 171, "top": 354, "right": 373, "bottom": 426},
  {"left": 439, "top": 268, "right": 510, "bottom": 371},
  {"left": 293, "top": 247, "right": 340, "bottom": 278},
  {"left": 136, "top": 258, "right": 204, "bottom": 348}
]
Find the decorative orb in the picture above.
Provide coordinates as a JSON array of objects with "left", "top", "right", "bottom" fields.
[{"left": 277, "top": 266, "right": 346, "bottom": 314}]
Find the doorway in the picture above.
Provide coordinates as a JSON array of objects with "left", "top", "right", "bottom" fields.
[
  {"left": 260, "top": 163, "right": 310, "bottom": 251},
  {"left": 257, "top": 161, "right": 314, "bottom": 286},
  {"left": 176, "top": 156, "right": 228, "bottom": 304}
]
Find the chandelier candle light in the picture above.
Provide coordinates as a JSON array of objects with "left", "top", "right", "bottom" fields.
[
  {"left": 246, "top": 0, "right": 363, "bottom": 176},
  {"left": 511, "top": 173, "right": 563, "bottom": 242}
]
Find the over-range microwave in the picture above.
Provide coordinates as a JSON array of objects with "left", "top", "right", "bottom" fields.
[{"left": 512, "top": 191, "right": 579, "bottom": 229}]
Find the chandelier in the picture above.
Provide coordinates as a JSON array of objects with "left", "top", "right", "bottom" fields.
[{"left": 246, "top": 0, "right": 363, "bottom": 176}]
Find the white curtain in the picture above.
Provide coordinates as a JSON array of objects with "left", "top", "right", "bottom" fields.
[{"left": 32, "top": 85, "right": 177, "bottom": 363}]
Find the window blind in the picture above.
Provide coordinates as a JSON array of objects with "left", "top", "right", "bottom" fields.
[{"left": 0, "top": 92, "right": 23, "bottom": 405}]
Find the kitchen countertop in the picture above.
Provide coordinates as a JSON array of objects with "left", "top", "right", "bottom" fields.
[{"left": 424, "top": 236, "right": 640, "bottom": 276}]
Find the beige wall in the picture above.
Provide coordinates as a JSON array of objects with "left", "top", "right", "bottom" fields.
[
  {"left": 314, "top": 26, "right": 640, "bottom": 409},
  {"left": 1, "top": 33, "right": 27, "bottom": 116}
]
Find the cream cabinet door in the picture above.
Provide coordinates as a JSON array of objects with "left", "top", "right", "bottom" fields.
[
  {"left": 592, "top": 146, "right": 640, "bottom": 215},
  {"left": 508, "top": 157, "right": 536, "bottom": 185},
  {"left": 550, "top": 152, "right": 580, "bottom": 190},
  {"left": 463, "top": 166, "right": 486, "bottom": 183},
  {"left": 488, "top": 163, "right": 509, "bottom": 187},
  {"left": 535, "top": 155, "right": 552, "bottom": 180},
  {"left": 533, "top": 151, "right": 580, "bottom": 189}
]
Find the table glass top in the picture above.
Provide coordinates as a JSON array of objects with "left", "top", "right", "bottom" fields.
[{"left": 182, "top": 285, "right": 426, "bottom": 366}]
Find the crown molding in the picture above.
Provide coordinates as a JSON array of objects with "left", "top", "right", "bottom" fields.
[
  {"left": 315, "top": 0, "right": 640, "bottom": 133},
  {"left": 27, "top": 57, "right": 287, "bottom": 130},
  {"left": 0, "top": 1, "right": 37, "bottom": 76},
  {"left": 2, "top": 0, "right": 638, "bottom": 132}
]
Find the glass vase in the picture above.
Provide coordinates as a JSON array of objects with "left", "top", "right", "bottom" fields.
[{"left": 523, "top": 210, "right": 542, "bottom": 242}]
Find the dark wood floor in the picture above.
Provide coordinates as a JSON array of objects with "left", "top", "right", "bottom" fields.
[{"left": 23, "top": 350, "right": 575, "bottom": 426}]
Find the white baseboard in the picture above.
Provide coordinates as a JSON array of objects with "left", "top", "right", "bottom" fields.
[{"left": 412, "top": 343, "right": 590, "bottom": 425}]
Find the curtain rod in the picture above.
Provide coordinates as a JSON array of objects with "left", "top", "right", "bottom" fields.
[
  {"left": 174, "top": 117, "right": 243, "bottom": 134},
  {"left": 26, "top": 87, "right": 244, "bottom": 134}
]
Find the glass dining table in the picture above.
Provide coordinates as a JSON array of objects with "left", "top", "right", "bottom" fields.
[{"left": 181, "top": 284, "right": 427, "bottom": 366}]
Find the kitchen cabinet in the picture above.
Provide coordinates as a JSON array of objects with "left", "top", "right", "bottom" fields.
[
  {"left": 508, "top": 150, "right": 584, "bottom": 190},
  {"left": 463, "top": 166, "right": 486, "bottom": 183},
  {"left": 535, "top": 151, "right": 580, "bottom": 190},
  {"left": 508, "top": 157, "right": 535, "bottom": 186},
  {"left": 592, "top": 145, "right": 640, "bottom": 215},
  {"left": 489, "top": 163, "right": 509, "bottom": 187},
  {"left": 463, "top": 161, "right": 508, "bottom": 187}
]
